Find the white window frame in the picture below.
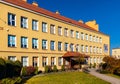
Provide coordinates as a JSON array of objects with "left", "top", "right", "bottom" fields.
[
  {"left": 21, "top": 37, "right": 28, "bottom": 48},
  {"left": 50, "top": 24, "right": 55, "bottom": 34},
  {"left": 42, "top": 40, "right": 48, "bottom": 50},
  {"left": 22, "top": 56, "right": 28, "bottom": 67},
  {"left": 81, "top": 45, "right": 84, "bottom": 52},
  {"left": 8, "top": 56, "right": 16, "bottom": 61},
  {"left": 42, "top": 22, "right": 48, "bottom": 32},
  {"left": 85, "top": 34, "right": 88, "bottom": 41},
  {"left": 58, "top": 57, "right": 63, "bottom": 66},
  {"left": 76, "top": 31, "right": 79, "bottom": 39},
  {"left": 32, "top": 38, "right": 38, "bottom": 49},
  {"left": 21, "top": 16, "right": 28, "bottom": 28},
  {"left": 8, "top": 13, "right": 16, "bottom": 26},
  {"left": 81, "top": 33, "right": 84, "bottom": 40},
  {"left": 32, "top": 19, "right": 38, "bottom": 31},
  {"left": 8, "top": 35, "right": 16, "bottom": 47},
  {"left": 58, "top": 26, "right": 62, "bottom": 35}
]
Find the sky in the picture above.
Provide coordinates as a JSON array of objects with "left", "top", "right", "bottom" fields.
[{"left": 28, "top": 0, "right": 120, "bottom": 54}]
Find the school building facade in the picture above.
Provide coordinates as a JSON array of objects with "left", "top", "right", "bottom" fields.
[{"left": 0, "top": 0, "right": 110, "bottom": 70}]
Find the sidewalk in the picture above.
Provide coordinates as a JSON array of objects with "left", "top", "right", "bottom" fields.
[{"left": 88, "top": 69, "right": 120, "bottom": 84}]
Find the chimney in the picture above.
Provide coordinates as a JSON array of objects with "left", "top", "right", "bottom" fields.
[
  {"left": 78, "top": 20, "right": 84, "bottom": 23},
  {"left": 32, "top": 1, "right": 38, "bottom": 6},
  {"left": 22, "top": 0, "right": 27, "bottom": 2},
  {"left": 56, "top": 10, "right": 60, "bottom": 15}
]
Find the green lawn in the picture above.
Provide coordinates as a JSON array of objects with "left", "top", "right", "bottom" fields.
[{"left": 26, "top": 72, "right": 110, "bottom": 84}]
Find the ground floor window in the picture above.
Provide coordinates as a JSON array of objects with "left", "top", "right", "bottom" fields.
[
  {"left": 58, "top": 57, "right": 63, "bottom": 66},
  {"left": 42, "top": 57, "right": 48, "bottom": 67},
  {"left": 51, "top": 57, "right": 56, "bottom": 66},
  {"left": 33, "top": 57, "right": 39, "bottom": 67},
  {"left": 8, "top": 56, "right": 16, "bottom": 61},
  {"left": 22, "top": 56, "right": 28, "bottom": 67}
]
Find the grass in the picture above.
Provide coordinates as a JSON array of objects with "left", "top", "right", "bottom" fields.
[
  {"left": 106, "top": 74, "right": 120, "bottom": 79},
  {"left": 26, "top": 72, "right": 110, "bottom": 84}
]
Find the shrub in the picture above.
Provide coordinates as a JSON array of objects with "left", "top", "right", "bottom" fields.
[
  {"left": 0, "top": 58, "right": 6, "bottom": 79},
  {"left": 44, "top": 65, "right": 52, "bottom": 73},
  {"left": 34, "top": 67, "right": 38, "bottom": 75},
  {"left": 93, "top": 63, "right": 96, "bottom": 68},
  {"left": 1, "top": 77, "right": 22, "bottom": 84},
  {"left": 26, "top": 66, "right": 36, "bottom": 76},
  {"left": 61, "top": 65, "right": 65, "bottom": 71},
  {"left": 6, "top": 60, "right": 14, "bottom": 78},
  {"left": 53, "top": 65, "right": 58, "bottom": 72},
  {"left": 21, "top": 67, "right": 27, "bottom": 76},
  {"left": 14, "top": 60, "right": 22, "bottom": 77}
]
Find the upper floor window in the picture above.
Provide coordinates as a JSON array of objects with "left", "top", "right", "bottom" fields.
[
  {"left": 100, "top": 48, "right": 102, "bottom": 54},
  {"left": 8, "top": 13, "right": 16, "bottom": 26},
  {"left": 70, "top": 44, "right": 74, "bottom": 51},
  {"left": 89, "top": 35, "right": 92, "bottom": 42},
  {"left": 100, "top": 37, "right": 102, "bottom": 43},
  {"left": 42, "top": 40, "right": 48, "bottom": 50},
  {"left": 96, "top": 37, "right": 99, "bottom": 43},
  {"left": 32, "top": 19, "right": 38, "bottom": 31},
  {"left": 90, "top": 46, "right": 92, "bottom": 53},
  {"left": 81, "top": 45, "right": 84, "bottom": 52},
  {"left": 58, "top": 26, "right": 62, "bottom": 35},
  {"left": 42, "top": 22, "right": 47, "bottom": 32},
  {"left": 64, "top": 28, "right": 68, "bottom": 37},
  {"left": 50, "top": 41, "right": 55, "bottom": 50},
  {"left": 64, "top": 43, "right": 68, "bottom": 51},
  {"left": 76, "top": 31, "right": 79, "bottom": 39},
  {"left": 58, "top": 42, "right": 62, "bottom": 51},
  {"left": 32, "top": 38, "right": 38, "bottom": 49},
  {"left": 93, "top": 36, "right": 96, "bottom": 42},
  {"left": 21, "top": 37, "right": 28, "bottom": 48},
  {"left": 76, "top": 44, "right": 79, "bottom": 52},
  {"left": 93, "top": 46, "right": 96, "bottom": 53},
  {"left": 8, "top": 35, "right": 16, "bottom": 47},
  {"left": 70, "top": 30, "right": 74, "bottom": 38},
  {"left": 21, "top": 17, "right": 28, "bottom": 28},
  {"left": 85, "top": 34, "right": 88, "bottom": 41},
  {"left": 86, "top": 45, "right": 88, "bottom": 53},
  {"left": 81, "top": 32, "right": 84, "bottom": 40},
  {"left": 50, "top": 25, "right": 55, "bottom": 34}
]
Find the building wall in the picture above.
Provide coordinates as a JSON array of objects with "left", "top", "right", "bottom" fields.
[
  {"left": 0, "top": 1, "right": 110, "bottom": 71},
  {"left": 112, "top": 48, "right": 120, "bottom": 59}
]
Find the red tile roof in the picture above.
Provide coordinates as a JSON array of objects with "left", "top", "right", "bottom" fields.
[
  {"left": 3, "top": 0, "right": 97, "bottom": 31},
  {"left": 63, "top": 51, "right": 89, "bottom": 58}
]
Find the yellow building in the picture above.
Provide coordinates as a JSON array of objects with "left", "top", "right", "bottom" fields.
[
  {"left": 0, "top": 0, "right": 110, "bottom": 71},
  {"left": 112, "top": 48, "right": 120, "bottom": 59}
]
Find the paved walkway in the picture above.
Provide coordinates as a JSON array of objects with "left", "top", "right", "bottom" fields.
[{"left": 88, "top": 69, "right": 120, "bottom": 84}]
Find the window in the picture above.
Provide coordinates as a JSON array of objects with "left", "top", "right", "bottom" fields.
[
  {"left": 32, "top": 38, "right": 38, "bottom": 49},
  {"left": 64, "top": 28, "right": 68, "bottom": 37},
  {"left": 93, "top": 46, "right": 96, "bottom": 53},
  {"left": 58, "top": 26, "right": 62, "bottom": 35},
  {"left": 76, "top": 31, "right": 79, "bottom": 39},
  {"left": 93, "top": 36, "right": 96, "bottom": 42},
  {"left": 33, "top": 57, "right": 38, "bottom": 67},
  {"left": 8, "top": 13, "right": 16, "bottom": 26},
  {"left": 50, "top": 41, "right": 55, "bottom": 50},
  {"left": 104, "top": 44, "right": 108, "bottom": 52},
  {"left": 81, "top": 45, "right": 84, "bottom": 52},
  {"left": 42, "top": 22, "right": 47, "bottom": 32},
  {"left": 42, "top": 57, "right": 48, "bottom": 67},
  {"left": 85, "top": 34, "right": 88, "bottom": 41},
  {"left": 90, "top": 46, "right": 92, "bottom": 53},
  {"left": 70, "top": 30, "right": 74, "bottom": 37},
  {"left": 64, "top": 43, "right": 68, "bottom": 51},
  {"left": 96, "top": 37, "right": 99, "bottom": 43},
  {"left": 76, "top": 44, "right": 79, "bottom": 52},
  {"left": 50, "top": 25, "right": 55, "bottom": 34},
  {"left": 86, "top": 45, "right": 88, "bottom": 53},
  {"left": 8, "top": 56, "right": 16, "bottom": 61},
  {"left": 97, "top": 47, "right": 99, "bottom": 53},
  {"left": 8, "top": 35, "right": 16, "bottom": 47},
  {"left": 58, "top": 42, "right": 62, "bottom": 51},
  {"left": 90, "top": 35, "right": 92, "bottom": 42},
  {"left": 81, "top": 32, "right": 84, "bottom": 40},
  {"left": 22, "top": 56, "right": 28, "bottom": 67},
  {"left": 51, "top": 57, "right": 56, "bottom": 66},
  {"left": 32, "top": 20, "right": 38, "bottom": 30},
  {"left": 100, "top": 37, "right": 102, "bottom": 43},
  {"left": 42, "top": 40, "right": 48, "bottom": 50},
  {"left": 58, "top": 57, "right": 63, "bottom": 66},
  {"left": 21, "top": 17, "right": 28, "bottom": 28},
  {"left": 70, "top": 44, "right": 74, "bottom": 51},
  {"left": 21, "top": 37, "right": 28, "bottom": 48},
  {"left": 100, "top": 48, "right": 102, "bottom": 54}
]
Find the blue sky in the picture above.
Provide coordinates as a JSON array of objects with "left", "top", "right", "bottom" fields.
[{"left": 28, "top": 0, "right": 120, "bottom": 53}]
